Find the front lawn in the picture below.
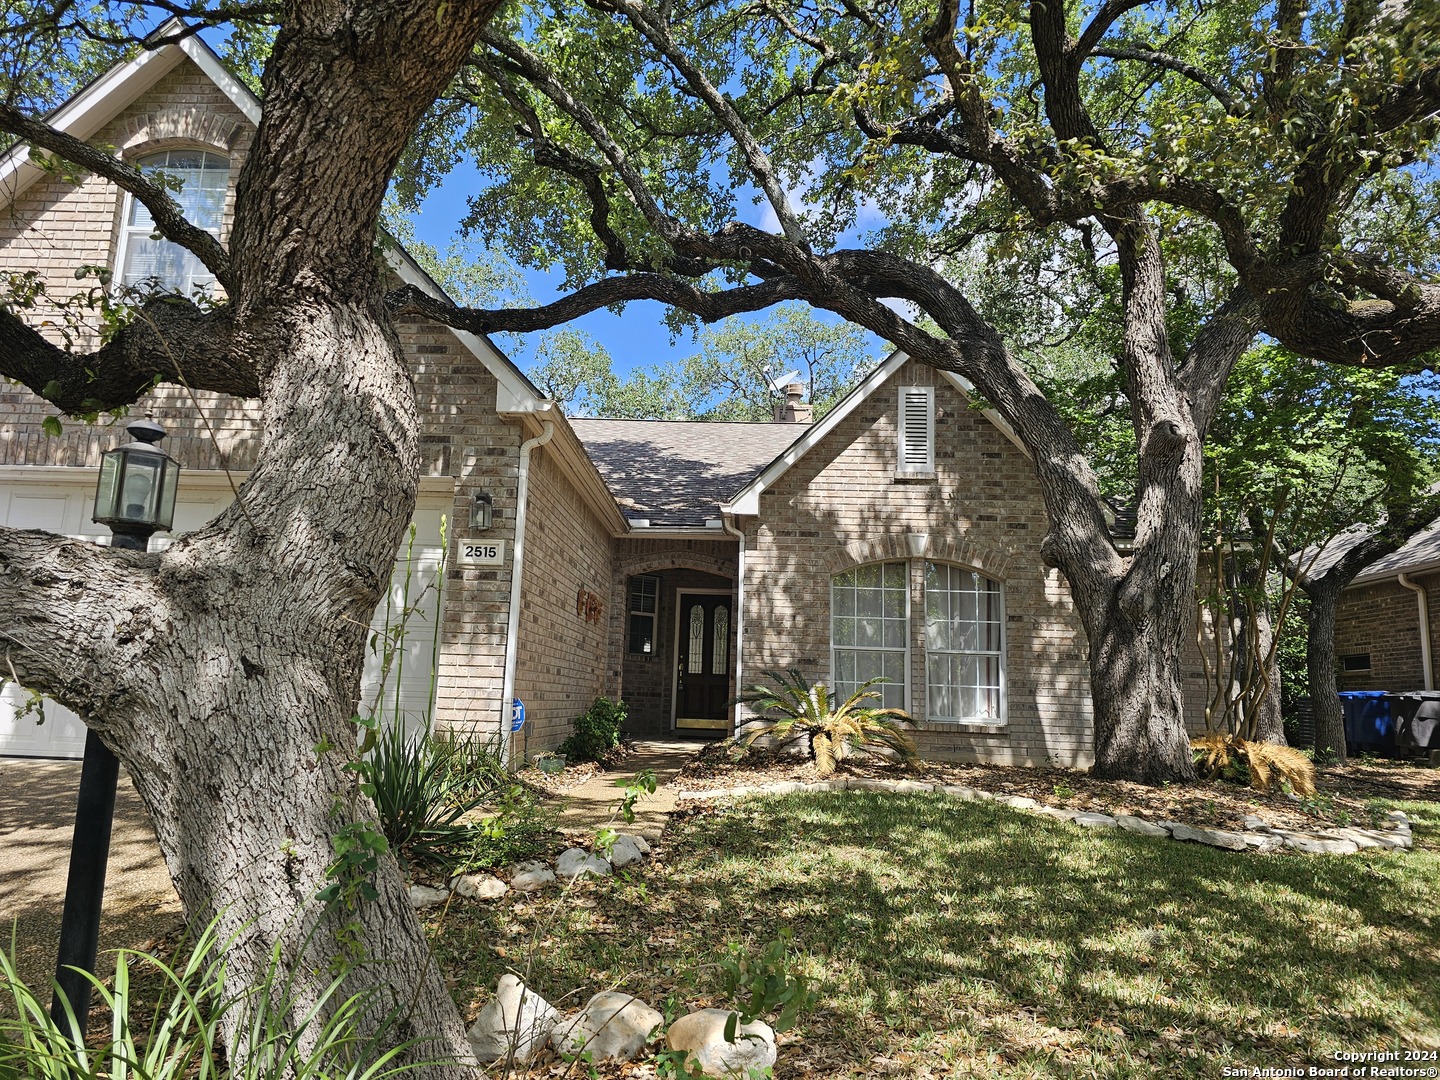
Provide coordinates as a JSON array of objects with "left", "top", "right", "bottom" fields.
[{"left": 431, "top": 790, "right": 1440, "bottom": 1078}]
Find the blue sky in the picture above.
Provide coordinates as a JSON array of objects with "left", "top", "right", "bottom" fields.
[{"left": 407, "top": 159, "right": 892, "bottom": 379}]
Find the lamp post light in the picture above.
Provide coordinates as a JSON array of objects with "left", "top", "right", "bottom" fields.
[{"left": 50, "top": 418, "right": 180, "bottom": 1043}]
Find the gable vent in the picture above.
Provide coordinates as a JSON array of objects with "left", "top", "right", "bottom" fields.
[{"left": 897, "top": 385, "right": 935, "bottom": 477}]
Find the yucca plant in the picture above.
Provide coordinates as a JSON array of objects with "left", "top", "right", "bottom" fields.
[{"left": 735, "top": 670, "right": 918, "bottom": 777}]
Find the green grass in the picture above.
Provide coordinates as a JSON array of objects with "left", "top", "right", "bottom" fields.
[{"left": 430, "top": 791, "right": 1440, "bottom": 1079}]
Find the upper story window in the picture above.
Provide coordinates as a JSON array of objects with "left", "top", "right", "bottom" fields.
[{"left": 117, "top": 149, "right": 229, "bottom": 296}]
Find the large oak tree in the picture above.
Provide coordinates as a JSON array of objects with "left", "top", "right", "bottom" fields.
[{"left": 2, "top": 0, "right": 1439, "bottom": 1070}]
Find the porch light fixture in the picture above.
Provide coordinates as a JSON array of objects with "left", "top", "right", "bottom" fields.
[
  {"left": 54, "top": 418, "right": 179, "bottom": 1042},
  {"left": 92, "top": 417, "right": 180, "bottom": 536},
  {"left": 474, "top": 492, "right": 494, "bottom": 530}
]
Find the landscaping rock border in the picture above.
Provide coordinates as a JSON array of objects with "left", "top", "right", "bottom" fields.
[{"left": 673, "top": 780, "right": 1415, "bottom": 855}]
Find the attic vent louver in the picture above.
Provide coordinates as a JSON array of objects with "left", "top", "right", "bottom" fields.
[{"left": 897, "top": 385, "right": 935, "bottom": 478}]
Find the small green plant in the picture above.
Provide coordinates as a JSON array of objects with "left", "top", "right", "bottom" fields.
[
  {"left": 735, "top": 669, "right": 917, "bottom": 778},
  {"left": 0, "top": 920, "right": 438, "bottom": 1079},
  {"left": 559, "top": 697, "right": 627, "bottom": 763},
  {"left": 1051, "top": 780, "right": 1076, "bottom": 800}
]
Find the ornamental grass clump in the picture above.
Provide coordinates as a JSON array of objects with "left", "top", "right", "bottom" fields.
[
  {"left": 1192, "top": 732, "right": 1317, "bottom": 797},
  {"left": 735, "top": 669, "right": 917, "bottom": 778}
]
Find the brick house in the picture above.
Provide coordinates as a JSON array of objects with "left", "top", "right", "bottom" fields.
[
  {"left": 1330, "top": 521, "right": 1440, "bottom": 693},
  {"left": 1, "top": 27, "right": 1122, "bottom": 767}
]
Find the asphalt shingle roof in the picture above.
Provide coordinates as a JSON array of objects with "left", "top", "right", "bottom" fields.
[{"left": 569, "top": 418, "right": 806, "bottom": 527}]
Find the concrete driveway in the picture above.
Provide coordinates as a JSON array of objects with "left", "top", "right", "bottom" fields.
[{"left": 0, "top": 759, "right": 181, "bottom": 999}]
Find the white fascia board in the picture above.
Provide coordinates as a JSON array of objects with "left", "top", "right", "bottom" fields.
[
  {"left": 936, "top": 370, "right": 1031, "bottom": 458},
  {"left": 178, "top": 33, "right": 261, "bottom": 124},
  {"left": 1352, "top": 560, "right": 1440, "bottom": 588},
  {"left": 722, "top": 349, "right": 911, "bottom": 516},
  {"left": 625, "top": 525, "right": 737, "bottom": 540},
  {"left": 0, "top": 46, "right": 185, "bottom": 208},
  {"left": 381, "top": 246, "right": 549, "bottom": 414}
]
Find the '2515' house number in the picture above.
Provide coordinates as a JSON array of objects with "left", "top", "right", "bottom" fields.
[{"left": 457, "top": 539, "right": 505, "bottom": 566}]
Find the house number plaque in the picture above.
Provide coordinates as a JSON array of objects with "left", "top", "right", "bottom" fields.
[{"left": 457, "top": 539, "right": 505, "bottom": 565}]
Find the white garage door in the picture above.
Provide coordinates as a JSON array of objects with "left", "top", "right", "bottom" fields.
[{"left": 0, "top": 469, "right": 451, "bottom": 758}]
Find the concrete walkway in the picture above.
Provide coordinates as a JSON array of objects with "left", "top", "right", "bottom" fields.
[
  {"left": 555, "top": 738, "right": 708, "bottom": 839},
  {"left": 0, "top": 759, "right": 182, "bottom": 999}
]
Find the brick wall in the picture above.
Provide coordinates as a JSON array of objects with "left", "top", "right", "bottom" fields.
[
  {"left": 0, "top": 59, "right": 536, "bottom": 751},
  {"left": 740, "top": 360, "right": 1096, "bottom": 767},
  {"left": 1334, "top": 571, "right": 1440, "bottom": 691},
  {"left": 510, "top": 442, "right": 617, "bottom": 755}
]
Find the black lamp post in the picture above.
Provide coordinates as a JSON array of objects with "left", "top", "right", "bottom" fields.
[{"left": 50, "top": 418, "right": 180, "bottom": 1044}]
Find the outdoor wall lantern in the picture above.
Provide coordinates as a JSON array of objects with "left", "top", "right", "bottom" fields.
[
  {"left": 474, "top": 491, "right": 494, "bottom": 531},
  {"left": 92, "top": 417, "right": 181, "bottom": 538},
  {"left": 52, "top": 418, "right": 179, "bottom": 1043}
]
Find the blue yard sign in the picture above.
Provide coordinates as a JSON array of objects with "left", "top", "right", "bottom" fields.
[{"left": 510, "top": 699, "right": 526, "bottom": 733}]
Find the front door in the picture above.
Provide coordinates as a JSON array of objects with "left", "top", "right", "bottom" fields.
[{"left": 675, "top": 592, "right": 732, "bottom": 730}]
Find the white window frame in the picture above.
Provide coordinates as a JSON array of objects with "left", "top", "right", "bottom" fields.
[
  {"left": 923, "top": 562, "right": 1006, "bottom": 724},
  {"left": 830, "top": 561, "right": 910, "bottom": 712},
  {"left": 896, "top": 385, "right": 935, "bottom": 478},
  {"left": 627, "top": 574, "right": 660, "bottom": 654},
  {"left": 114, "top": 148, "right": 228, "bottom": 297}
]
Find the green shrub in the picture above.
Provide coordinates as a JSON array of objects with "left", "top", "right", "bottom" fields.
[
  {"left": 352, "top": 724, "right": 550, "bottom": 869},
  {"left": 558, "top": 697, "right": 627, "bottom": 763}
]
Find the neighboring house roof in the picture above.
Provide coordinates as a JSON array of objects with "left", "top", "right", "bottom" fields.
[
  {"left": 570, "top": 418, "right": 804, "bottom": 527},
  {"left": 1348, "top": 518, "right": 1440, "bottom": 586},
  {"left": 723, "top": 349, "right": 1028, "bottom": 516}
]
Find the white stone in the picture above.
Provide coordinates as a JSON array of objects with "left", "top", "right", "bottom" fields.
[
  {"left": 1034, "top": 806, "right": 1082, "bottom": 821},
  {"left": 1115, "top": 814, "right": 1171, "bottom": 837},
  {"left": 510, "top": 861, "right": 556, "bottom": 892},
  {"left": 1330, "top": 828, "right": 1387, "bottom": 850},
  {"left": 407, "top": 884, "right": 450, "bottom": 909},
  {"left": 453, "top": 873, "right": 508, "bottom": 900},
  {"left": 1242, "top": 815, "right": 1270, "bottom": 831},
  {"left": 1279, "top": 833, "right": 1359, "bottom": 855},
  {"left": 550, "top": 991, "right": 663, "bottom": 1062},
  {"left": 1385, "top": 810, "right": 1411, "bottom": 825},
  {"left": 1165, "top": 823, "right": 1248, "bottom": 851},
  {"left": 665, "top": 1008, "right": 778, "bottom": 1078},
  {"left": 942, "top": 785, "right": 993, "bottom": 801},
  {"left": 1242, "top": 832, "right": 1283, "bottom": 852},
  {"left": 762, "top": 781, "right": 802, "bottom": 794},
  {"left": 1074, "top": 812, "right": 1118, "bottom": 828},
  {"left": 556, "top": 847, "right": 612, "bottom": 879},
  {"left": 1000, "top": 795, "right": 1039, "bottom": 810},
  {"left": 609, "top": 834, "right": 647, "bottom": 869},
  {"left": 623, "top": 832, "right": 652, "bottom": 854},
  {"left": 848, "top": 778, "right": 894, "bottom": 793},
  {"left": 891, "top": 779, "right": 937, "bottom": 793},
  {"left": 466, "top": 974, "right": 558, "bottom": 1064}
]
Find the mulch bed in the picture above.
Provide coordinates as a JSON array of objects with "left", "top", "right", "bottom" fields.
[{"left": 675, "top": 743, "right": 1440, "bottom": 833}]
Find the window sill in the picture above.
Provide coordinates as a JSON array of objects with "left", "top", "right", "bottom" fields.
[
  {"left": 914, "top": 719, "right": 1007, "bottom": 734},
  {"left": 893, "top": 472, "right": 935, "bottom": 482}
]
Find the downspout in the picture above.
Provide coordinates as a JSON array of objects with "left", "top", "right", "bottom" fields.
[
  {"left": 722, "top": 512, "right": 747, "bottom": 733},
  {"left": 1398, "top": 572, "right": 1434, "bottom": 690},
  {"left": 502, "top": 419, "right": 555, "bottom": 768}
]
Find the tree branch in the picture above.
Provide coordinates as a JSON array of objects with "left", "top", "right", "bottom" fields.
[
  {"left": 0, "top": 104, "right": 233, "bottom": 289},
  {"left": 0, "top": 300, "right": 254, "bottom": 413},
  {"left": 1091, "top": 45, "right": 1238, "bottom": 113}
]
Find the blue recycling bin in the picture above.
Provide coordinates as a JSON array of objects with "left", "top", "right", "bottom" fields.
[{"left": 1337, "top": 690, "right": 1395, "bottom": 756}]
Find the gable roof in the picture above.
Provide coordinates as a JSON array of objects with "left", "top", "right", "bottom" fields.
[
  {"left": 722, "top": 349, "right": 1029, "bottom": 516},
  {"left": 0, "top": 21, "right": 546, "bottom": 414},
  {"left": 570, "top": 418, "right": 804, "bottom": 527}
]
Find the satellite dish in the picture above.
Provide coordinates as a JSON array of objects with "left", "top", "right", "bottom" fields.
[{"left": 767, "top": 369, "right": 803, "bottom": 391}]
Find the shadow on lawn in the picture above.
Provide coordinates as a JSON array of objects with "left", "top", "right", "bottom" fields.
[{"left": 661, "top": 793, "right": 1440, "bottom": 1061}]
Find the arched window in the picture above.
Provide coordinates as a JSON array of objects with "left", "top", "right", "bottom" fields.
[
  {"left": 830, "top": 561, "right": 908, "bottom": 710},
  {"left": 924, "top": 562, "right": 1004, "bottom": 721},
  {"left": 117, "top": 149, "right": 228, "bottom": 296}
]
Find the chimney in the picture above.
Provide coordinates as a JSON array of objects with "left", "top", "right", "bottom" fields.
[{"left": 773, "top": 382, "right": 813, "bottom": 424}]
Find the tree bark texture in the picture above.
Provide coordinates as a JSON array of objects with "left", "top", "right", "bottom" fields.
[
  {"left": 0, "top": 2, "right": 503, "bottom": 1073},
  {"left": 1306, "top": 578, "right": 1348, "bottom": 763}
]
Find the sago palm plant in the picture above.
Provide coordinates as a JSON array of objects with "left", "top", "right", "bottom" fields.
[{"left": 735, "top": 670, "right": 918, "bottom": 777}]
